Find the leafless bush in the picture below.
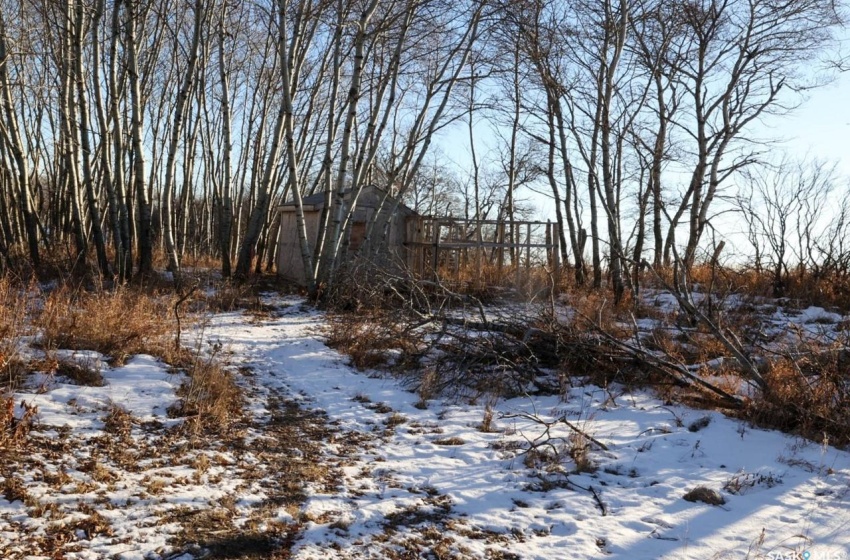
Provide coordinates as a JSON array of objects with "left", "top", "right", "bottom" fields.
[
  {"left": 736, "top": 157, "right": 850, "bottom": 310},
  {"left": 325, "top": 251, "right": 850, "bottom": 448},
  {"left": 323, "top": 259, "right": 564, "bottom": 400},
  {"left": 325, "top": 259, "right": 721, "bottom": 402},
  {"left": 743, "top": 341, "right": 850, "bottom": 446},
  {"left": 722, "top": 470, "right": 783, "bottom": 495},
  {"left": 324, "top": 309, "right": 422, "bottom": 371}
]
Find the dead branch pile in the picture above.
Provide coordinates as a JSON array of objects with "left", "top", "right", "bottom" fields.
[{"left": 324, "top": 258, "right": 850, "bottom": 446}]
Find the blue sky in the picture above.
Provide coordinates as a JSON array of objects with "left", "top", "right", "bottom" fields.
[{"left": 761, "top": 71, "right": 850, "bottom": 177}]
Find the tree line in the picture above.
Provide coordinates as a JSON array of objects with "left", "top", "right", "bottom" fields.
[{"left": 0, "top": 0, "right": 843, "bottom": 298}]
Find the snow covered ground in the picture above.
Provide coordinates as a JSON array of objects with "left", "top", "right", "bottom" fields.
[{"left": 2, "top": 294, "right": 850, "bottom": 559}]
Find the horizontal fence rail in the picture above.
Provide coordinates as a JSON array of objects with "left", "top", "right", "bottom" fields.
[{"left": 404, "top": 216, "right": 561, "bottom": 295}]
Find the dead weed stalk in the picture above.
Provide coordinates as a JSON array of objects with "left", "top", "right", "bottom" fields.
[
  {"left": 0, "top": 277, "right": 29, "bottom": 391},
  {"left": 172, "top": 339, "right": 243, "bottom": 435}
]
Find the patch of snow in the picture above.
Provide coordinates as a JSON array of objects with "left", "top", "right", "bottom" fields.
[{"left": 3, "top": 293, "right": 850, "bottom": 559}]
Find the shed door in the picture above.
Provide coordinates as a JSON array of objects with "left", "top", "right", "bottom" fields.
[{"left": 349, "top": 222, "right": 366, "bottom": 253}]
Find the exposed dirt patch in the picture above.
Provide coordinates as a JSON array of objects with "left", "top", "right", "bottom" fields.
[{"left": 0, "top": 357, "right": 362, "bottom": 560}]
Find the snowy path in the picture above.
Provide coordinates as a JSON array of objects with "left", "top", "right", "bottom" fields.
[
  {"left": 2, "top": 295, "right": 850, "bottom": 559},
  {"left": 208, "top": 297, "right": 850, "bottom": 560}
]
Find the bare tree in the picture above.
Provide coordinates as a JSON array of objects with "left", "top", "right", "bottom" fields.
[
  {"left": 738, "top": 156, "right": 840, "bottom": 296},
  {"left": 0, "top": 7, "right": 40, "bottom": 267},
  {"left": 669, "top": 0, "right": 842, "bottom": 269},
  {"left": 161, "top": 0, "right": 206, "bottom": 282}
]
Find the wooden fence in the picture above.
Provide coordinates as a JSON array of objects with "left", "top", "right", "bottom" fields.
[{"left": 404, "top": 216, "right": 561, "bottom": 294}]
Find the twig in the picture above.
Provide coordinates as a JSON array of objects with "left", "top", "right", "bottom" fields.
[
  {"left": 559, "top": 417, "right": 610, "bottom": 451},
  {"left": 563, "top": 477, "right": 608, "bottom": 516},
  {"left": 581, "top": 313, "right": 743, "bottom": 407},
  {"left": 502, "top": 410, "right": 609, "bottom": 451}
]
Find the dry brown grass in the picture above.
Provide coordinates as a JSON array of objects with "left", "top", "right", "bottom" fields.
[
  {"left": 431, "top": 259, "right": 557, "bottom": 301},
  {"left": 103, "top": 402, "right": 135, "bottom": 441},
  {"left": 324, "top": 310, "right": 420, "bottom": 371},
  {"left": 0, "top": 277, "right": 29, "bottom": 391},
  {"left": 171, "top": 351, "right": 243, "bottom": 435},
  {"left": 22, "top": 279, "right": 245, "bottom": 436},
  {"left": 200, "top": 281, "right": 256, "bottom": 313},
  {"left": 745, "top": 347, "right": 850, "bottom": 446},
  {"left": 34, "top": 355, "right": 106, "bottom": 387},
  {"left": 35, "top": 285, "right": 174, "bottom": 364},
  {"left": 567, "top": 430, "right": 597, "bottom": 473},
  {"left": 575, "top": 291, "right": 628, "bottom": 332},
  {"left": 783, "top": 274, "right": 850, "bottom": 311},
  {"left": 432, "top": 436, "right": 465, "bottom": 446},
  {"left": 0, "top": 397, "right": 38, "bottom": 450},
  {"left": 177, "top": 251, "right": 221, "bottom": 271},
  {"left": 2, "top": 472, "right": 30, "bottom": 503},
  {"left": 649, "top": 262, "right": 850, "bottom": 312}
]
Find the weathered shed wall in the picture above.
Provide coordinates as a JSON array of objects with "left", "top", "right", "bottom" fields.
[
  {"left": 277, "top": 210, "right": 322, "bottom": 286},
  {"left": 276, "top": 186, "right": 415, "bottom": 286}
]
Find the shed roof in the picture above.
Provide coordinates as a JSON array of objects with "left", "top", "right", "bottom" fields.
[{"left": 279, "top": 185, "right": 417, "bottom": 215}]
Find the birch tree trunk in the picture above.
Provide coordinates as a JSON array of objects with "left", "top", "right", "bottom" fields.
[
  {"left": 235, "top": 0, "right": 315, "bottom": 284},
  {"left": 126, "top": 0, "right": 153, "bottom": 275},
  {"left": 217, "top": 2, "right": 234, "bottom": 277},
  {"left": 109, "top": 0, "right": 133, "bottom": 280},
  {"left": 319, "top": 0, "right": 381, "bottom": 283},
  {"left": 0, "top": 9, "right": 39, "bottom": 267},
  {"left": 73, "top": 0, "right": 110, "bottom": 275},
  {"left": 161, "top": 0, "right": 205, "bottom": 283}
]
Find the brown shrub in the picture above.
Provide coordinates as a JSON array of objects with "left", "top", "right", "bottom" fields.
[
  {"left": 324, "top": 310, "right": 420, "bottom": 371},
  {"left": 745, "top": 348, "right": 850, "bottom": 446},
  {"left": 677, "top": 261, "right": 850, "bottom": 312},
  {"left": 35, "top": 285, "right": 174, "bottom": 364},
  {"left": 565, "top": 291, "right": 630, "bottom": 337}
]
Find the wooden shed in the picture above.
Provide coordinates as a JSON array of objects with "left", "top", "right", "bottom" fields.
[{"left": 276, "top": 185, "right": 417, "bottom": 286}]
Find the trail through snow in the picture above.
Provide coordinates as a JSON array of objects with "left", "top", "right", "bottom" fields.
[
  {"left": 206, "top": 296, "right": 850, "bottom": 559},
  {"left": 2, "top": 294, "right": 850, "bottom": 559}
]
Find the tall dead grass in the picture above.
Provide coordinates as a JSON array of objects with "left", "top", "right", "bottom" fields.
[
  {"left": 0, "top": 277, "right": 28, "bottom": 391},
  {"left": 170, "top": 343, "right": 244, "bottom": 435},
  {"left": 35, "top": 285, "right": 175, "bottom": 364},
  {"left": 37, "top": 283, "right": 245, "bottom": 434},
  {"left": 651, "top": 262, "right": 850, "bottom": 312},
  {"left": 324, "top": 310, "right": 421, "bottom": 370},
  {"left": 431, "top": 259, "right": 557, "bottom": 301}
]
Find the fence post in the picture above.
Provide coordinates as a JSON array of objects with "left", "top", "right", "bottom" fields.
[
  {"left": 550, "top": 221, "right": 561, "bottom": 294},
  {"left": 432, "top": 220, "right": 441, "bottom": 281},
  {"left": 475, "top": 221, "right": 482, "bottom": 290},
  {"left": 497, "top": 221, "right": 505, "bottom": 285}
]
